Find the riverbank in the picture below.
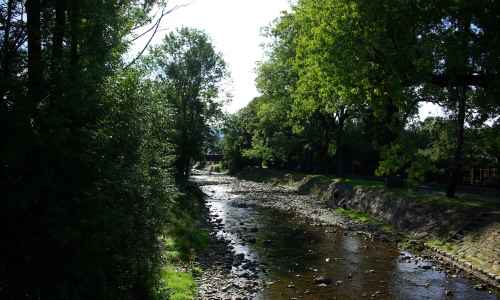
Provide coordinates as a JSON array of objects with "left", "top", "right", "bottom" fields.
[
  {"left": 159, "top": 184, "right": 211, "bottom": 300},
  {"left": 234, "top": 167, "right": 500, "bottom": 291}
]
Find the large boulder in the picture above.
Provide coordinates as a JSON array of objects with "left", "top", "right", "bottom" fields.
[
  {"left": 321, "top": 181, "right": 354, "bottom": 208},
  {"left": 296, "top": 175, "right": 331, "bottom": 195}
]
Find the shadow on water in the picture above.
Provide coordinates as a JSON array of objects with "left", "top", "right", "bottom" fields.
[{"left": 194, "top": 173, "right": 498, "bottom": 300}]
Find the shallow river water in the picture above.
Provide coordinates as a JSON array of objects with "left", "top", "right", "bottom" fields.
[{"left": 193, "top": 173, "right": 498, "bottom": 300}]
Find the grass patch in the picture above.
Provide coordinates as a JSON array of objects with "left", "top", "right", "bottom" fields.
[
  {"left": 425, "top": 239, "right": 458, "bottom": 253},
  {"left": 335, "top": 177, "right": 384, "bottom": 188},
  {"left": 236, "top": 167, "right": 307, "bottom": 184},
  {"left": 162, "top": 266, "right": 197, "bottom": 300},
  {"left": 390, "top": 189, "right": 499, "bottom": 211},
  {"left": 157, "top": 187, "right": 209, "bottom": 299},
  {"left": 165, "top": 194, "right": 210, "bottom": 261},
  {"left": 418, "top": 194, "right": 498, "bottom": 210},
  {"left": 165, "top": 217, "right": 209, "bottom": 262},
  {"left": 335, "top": 208, "right": 394, "bottom": 233},
  {"left": 208, "top": 162, "right": 226, "bottom": 173},
  {"left": 335, "top": 208, "right": 375, "bottom": 223}
]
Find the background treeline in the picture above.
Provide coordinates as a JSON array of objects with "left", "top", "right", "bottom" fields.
[
  {"left": 1, "top": 1, "right": 225, "bottom": 299},
  {"left": 223, "top": 0, "right": 500, "bottom": 197}
]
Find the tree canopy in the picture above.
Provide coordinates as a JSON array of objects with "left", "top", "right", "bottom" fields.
[{"left": 223, "top": 0, "right": 500, "bottom": 196}]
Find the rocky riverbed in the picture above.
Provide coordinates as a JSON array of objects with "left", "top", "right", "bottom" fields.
[{"left": 193, "top": 171, "right": 499, "bottom": 299}]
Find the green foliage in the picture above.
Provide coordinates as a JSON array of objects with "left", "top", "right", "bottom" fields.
[
  {"left": 222, "top": 103, "right": 258, "bottom": 172},
  {"left": 376, "top": 117, "right": 500, "bottom": 186},
  {"left": 224, "top": 0, "right": 499, "bottom": 196},
  {"left": 161, "top": 267, "right": 197, "bottom": 300},
  {"left": 146, "top": 27, "right": 227, "bottom": 181},
  {"left": 165, "top": 207, "right": 209, "bottom": 262}
]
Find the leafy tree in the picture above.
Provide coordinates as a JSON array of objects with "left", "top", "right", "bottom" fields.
[{"left": 146, "top": 27, "right": 227, "bottom": 182}]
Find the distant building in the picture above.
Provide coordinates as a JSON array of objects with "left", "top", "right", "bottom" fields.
[{"left": 463, "top": 166, "right": 498, "bottom": 187}]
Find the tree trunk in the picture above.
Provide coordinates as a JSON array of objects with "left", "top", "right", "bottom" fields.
[
  {"left": 335, "top": 113, "right": 346, "bottom": 178},
  {"left": 52, "top": 0, "right": 66, "bottom": 70},
  {"left": 69, "top": 0, "right": 79, "bottom": 72},
  {"left": 51, "top": 0, "right": 66, "bottom": 105},
  {"left": 446, "top": 13, "right": 471, "bottom": 198},
  {"left": 446, "top": 85, "right": 466, "bottom": 198},
  {"left": 26, "top": 0, "right": 42, "bottom": 110},
  {"left": 0, "top": 0, "right": 14, "bottom": 96}
]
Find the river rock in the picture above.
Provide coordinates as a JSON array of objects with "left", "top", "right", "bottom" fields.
[
  {"left": 263, "top": 239, "right": 272, "bottom": 246},
  {"left": 233, "top": 253, "right": 245, "bottom": 266},
  {"left": 323, "top": 182, "right": 354, "bottom": 208},
  {"left": 313, "top": 276, "right": 333, "bottom": 285}
]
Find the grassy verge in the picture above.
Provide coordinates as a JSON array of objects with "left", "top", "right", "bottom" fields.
[
  {"left": 388, "top": 188, "right": 499, "bottom": 211},
  {"left": 208, "top": 162, "right": 226, "bottom": 173},
  {"left": 334, "top": 177, "right": 384, "bottom": 188},
  {"left": 159, "top": 186, "right": 209, "bottom": 300},
  {"left": 335, "top": 207, "right": 393, "bottom": 233},
  {"left": 161, "top": 266, "right": 197, "bottom": 300},
  {"left": 425, "top": 239, "right": 458, "bottom": 253}
]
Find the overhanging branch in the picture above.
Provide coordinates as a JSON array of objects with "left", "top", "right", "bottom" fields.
[{"left": 124, "top": 2, "right": 192, "bottom": 69}]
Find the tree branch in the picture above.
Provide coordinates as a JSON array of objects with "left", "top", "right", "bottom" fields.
[{"left": 125, "top": 2, "right": 192, "bottom": 69}]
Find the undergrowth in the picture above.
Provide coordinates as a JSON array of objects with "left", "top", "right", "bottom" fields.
[{"left": 159, "top": 186, "right": 209, "bottom": 299}]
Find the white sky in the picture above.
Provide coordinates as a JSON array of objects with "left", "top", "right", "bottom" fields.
[
  {"left": 131, "top": 0, "right": 442, "bottom": 119},
  {"left": 132, "top": 0, "right": 291, "bottom": 113}
]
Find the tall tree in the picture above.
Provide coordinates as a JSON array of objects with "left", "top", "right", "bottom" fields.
[
  {"left": 26, "top": 0, "right": 42, "bottom": 111},
  {"left": 147, "top": 27, "right": 227, "bottom": 181}
]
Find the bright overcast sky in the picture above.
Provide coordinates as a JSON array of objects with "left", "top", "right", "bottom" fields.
[
  {"left": 132, "top": 0, "right": 291, "bottom": 113},
  {"left": 132, "top": 0, "right": 442, "bottom": 118}
]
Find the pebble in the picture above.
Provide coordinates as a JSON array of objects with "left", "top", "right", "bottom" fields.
[{"left": 313, "top": 276, "right": 332, "bottom": 285}]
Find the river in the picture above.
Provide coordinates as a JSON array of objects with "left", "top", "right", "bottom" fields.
[{"left": 193, "top": 172, "right": 498, "bottom": 300}]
